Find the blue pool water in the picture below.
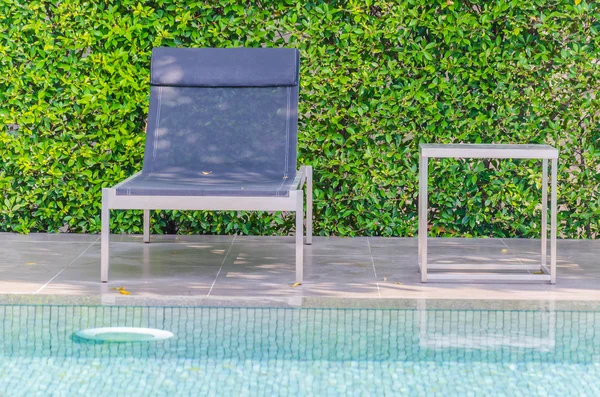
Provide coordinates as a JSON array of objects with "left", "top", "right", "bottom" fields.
[{"left": 0, "top": 305, "right": 599, "bottom": 396}]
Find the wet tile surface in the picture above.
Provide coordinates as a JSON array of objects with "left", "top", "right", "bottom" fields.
[{"left": 0, "top": 232, "right": 598, "bottom": 301}]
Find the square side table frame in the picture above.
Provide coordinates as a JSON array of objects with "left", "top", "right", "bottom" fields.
[{"left": 418, "top": 144, "right": 558, "bottom": 284}]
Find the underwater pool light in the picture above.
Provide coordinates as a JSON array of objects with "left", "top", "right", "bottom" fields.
[{"left": 74, "top": 327, "right": 174, "bottom": 342}]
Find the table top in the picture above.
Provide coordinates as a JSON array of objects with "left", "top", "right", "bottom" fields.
[{"left": 419, "top": 144, "right": 558, "bottom": 159}]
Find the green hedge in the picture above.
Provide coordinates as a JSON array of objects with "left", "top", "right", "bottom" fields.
[{"left": 1, "top": 0, "right": 599, "bottom": 238}]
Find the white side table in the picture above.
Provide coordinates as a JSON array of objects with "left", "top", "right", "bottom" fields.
[{"left": 418, "top": 144, "right": 559, "bottom": 283}]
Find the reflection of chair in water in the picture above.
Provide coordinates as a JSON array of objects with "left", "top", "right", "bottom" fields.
[
  {"left": 417, "top": 301, "right": 556, "bottom": 352},
  {"left": 101, "top": 48, "right": 312, "bottom": 283}
]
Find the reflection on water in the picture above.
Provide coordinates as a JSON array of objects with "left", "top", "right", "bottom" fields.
[{"left": 417, "top": 301, "right": 556, "bottom": 351}]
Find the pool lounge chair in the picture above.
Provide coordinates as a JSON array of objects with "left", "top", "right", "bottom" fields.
[{"left": 101, "top": 47, "right": 312, "bottom": 283}]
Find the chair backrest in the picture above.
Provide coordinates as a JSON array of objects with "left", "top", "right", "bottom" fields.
[{"left": 143, "top": 47, "right": 300, "bottom": 178}]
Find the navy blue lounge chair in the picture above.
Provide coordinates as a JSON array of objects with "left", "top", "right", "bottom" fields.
[{"left": 101, "top": 48, "right": 312, "bottom": 283}]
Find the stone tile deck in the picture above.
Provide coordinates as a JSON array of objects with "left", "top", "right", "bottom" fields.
[{"left": 0, "top": 233, "right": 598, "bottom": 301}]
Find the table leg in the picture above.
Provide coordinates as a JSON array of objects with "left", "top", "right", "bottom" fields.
[
  {"left": 419, "top": 155, "right": 429, "bottom": 283},
  {"left": 550, "top": 158, "right": 557, "bottom": 284},
  {"left": 541, "top": 159, "right": 548, "bottom": 268}
]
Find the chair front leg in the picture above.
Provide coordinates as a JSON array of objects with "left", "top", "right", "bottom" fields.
[
  {"left": 101, "top": 189, "right": 110, "bottom": 282},
  {"left": 295, "top": 191, "right": 304, "bottom": 283},
  {"left": 306, "top": 165, "right": 313, "bottom": 245}
]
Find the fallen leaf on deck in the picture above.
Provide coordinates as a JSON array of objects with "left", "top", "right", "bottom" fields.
[
  {"left": 395, "top": 282, "right": 403, "bottom": 285},
  {"left": 172, "top": 252, "right": 177, "bottom": 255},
  {"left": 501, "top": 249, "right": 509, "bottom": 253},
  {"left": 291, "top": 282, "right": 302, "bottom": 288},
  {"left": 111, "top": 286, "right": 131, "bottom": 295},
  {"left": 532, "top": 271, "right": 543, "bottom": 275},
  {"left": 26, "top": 262, "right": 36, "bottom": 265}
]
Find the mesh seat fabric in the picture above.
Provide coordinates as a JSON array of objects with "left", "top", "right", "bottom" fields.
[{"left": 116, "top": 47, "right": 299, "bottom": 197}]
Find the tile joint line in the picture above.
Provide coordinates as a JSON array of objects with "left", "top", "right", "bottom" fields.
[
  {"left": 500, "top": 238, "right": 527, "bottom": 267},
  {"left": 207, "top": 235, "right": 236, "bottom": 296},
  {"left": 367, "top": 237, "right": 381, "bottom": 297},
  {"left": 34, "top": 235, "right": 101, "bottom": 294}
]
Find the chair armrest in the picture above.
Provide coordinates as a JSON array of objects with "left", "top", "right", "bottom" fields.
[{"left": 292, "top": 166, "right": 308, "bottom": 190}]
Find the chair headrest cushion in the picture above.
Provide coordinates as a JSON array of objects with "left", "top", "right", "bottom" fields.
[{"left": 150, "top": 47, "right": 299, "bottom": 87}]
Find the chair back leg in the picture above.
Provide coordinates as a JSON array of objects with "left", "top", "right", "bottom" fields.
[{"left": 143, "top": 209, "right": 151, "bottom": 243}]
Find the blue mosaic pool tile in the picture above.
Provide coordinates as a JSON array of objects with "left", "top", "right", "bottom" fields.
[{"left": 0, "top": 305, "right": 598, "bottom": 396}]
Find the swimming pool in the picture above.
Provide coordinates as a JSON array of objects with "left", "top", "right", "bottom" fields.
[{"left": 1, "top": 305, "right": 598, "bottom": 396}]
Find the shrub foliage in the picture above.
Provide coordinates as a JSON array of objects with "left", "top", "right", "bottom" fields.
[{"left": 1, "top": 0, "right": 599, "bottom": 237}]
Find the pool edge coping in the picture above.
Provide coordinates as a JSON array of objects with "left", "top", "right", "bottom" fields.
[{"left": 1, "top": 295, "right": 599, "bottom": 311}]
